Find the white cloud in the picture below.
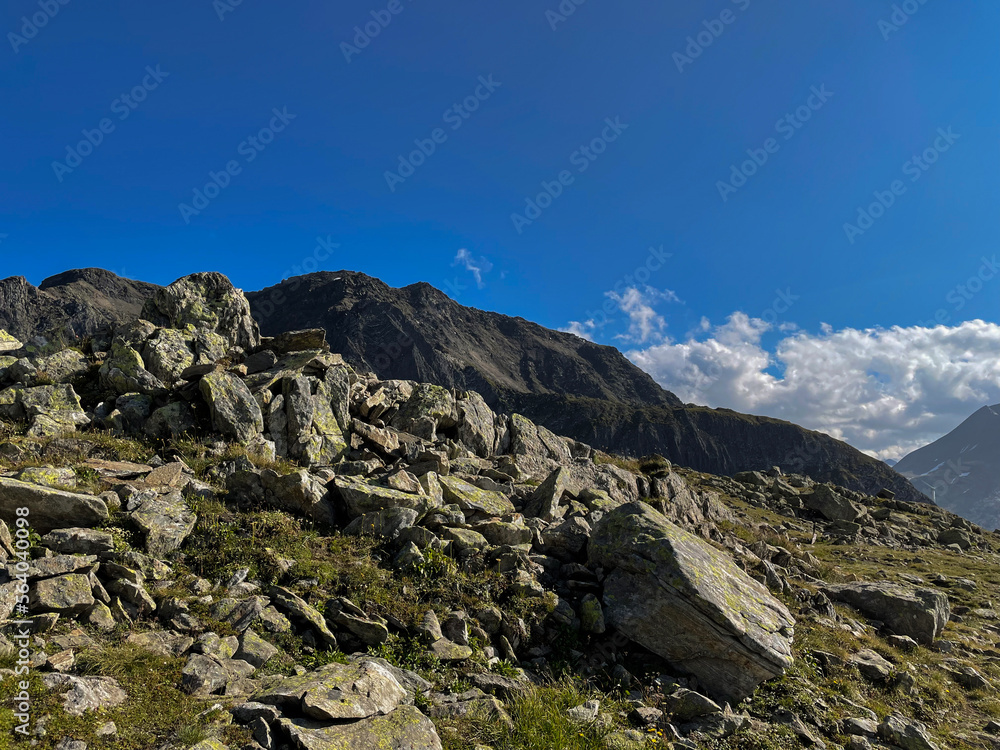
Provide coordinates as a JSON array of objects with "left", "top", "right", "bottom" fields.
[
  {"left": 627, "top": 316, "right": 1000, "bottom": 460},
  {"left": 606, "top": 286, "right": 680, "bottom": 344},
  {"left": 560, "top": 320, "right": 597, "bottom": 341},
  {"left": 452, "top": 248, "right": 493, "bottom": 289}
]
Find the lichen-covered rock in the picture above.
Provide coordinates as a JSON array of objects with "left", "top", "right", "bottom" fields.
[
  {"left": 268, "top": 586, "right": 339, "bottom": 648},
  {"left": 130, "top": 489, "right": 197, "bottom": 555},
  {"left": 145, "top": 401, "right": 197, "bottom": 440},
  {"left": 279, "top": 705, "right": 443, "bottom": 750},
  {"left": 257, "top": 659, "right": 406, "bottom": 720},
  {"left": 589, "top": 502, "right": 795, "bottom": 703},
  {"left": 42, "top": 674, "right": 127, "bottom": 716},
  {"left": 334, "top": 476, "right": 431, "bottom": 519},
  {"left": 41, "top": 528, "right": 114, "bottom": 555},
  {"left": 4, "top": 383, "right": 91, "bottom": 436},
  {"left": 261, "top": 469, "right": 335, "bottom": 525},
  {"left": 35, "top": 348, "right": 90, "bottom": 382},
  {"left": 31, "top": 574, "right": 95, "bottom": 615},
  {"left": 99, "top": 341, "right": 167, "bottom": 396},
  {"left": 804, "top": 484, "right": 864, "bottom": 523},
  {"left": 200, "top": 370, "right": 263, "bottom": 442},
  {"left": 391, "top": 383, "right": 456, "bottom": 437},
  {"left": 0, "top": 477, "right": 109, "bottom": 533},
  {"left": 142, "top": 328, "right": 197, "bottom": 383},
  {"left": 0, "top": 329, "right": 22, "bottom": 352},
  {"left": 823, "top": 582, "right": 950, "bottom": 645},
  {"left": 438, "top": 476, "right": 514, "bottom": 518},
  {"left": 141, "top": 272, "right": 261, "bottom": 351},
  {"left": 456, "top": 391, "right": 499, "bottom": 457}
]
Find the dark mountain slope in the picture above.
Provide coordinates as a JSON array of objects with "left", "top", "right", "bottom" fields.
[
  {"left": 895, "top": 405, "right": 1000, "bottom": 529},
  {"left": 0, "top": 268, "right": 160, "bottom": 341},
  {"left": 248, "top": 271, "right": 678, "bottom": 408},
  {"left": 247, "top": 271, "right": 927, "bottom": 504}
]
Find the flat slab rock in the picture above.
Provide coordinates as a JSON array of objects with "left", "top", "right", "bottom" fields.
[
  {"left": 254, "top": 659, "right": 406, "bottom": 721},
  {"left": 280, "top": 705, "right": 443, "bottom": 750},
  {"left": 0, "top": 477, "right": 108, "bottom": 533},
  {"left": 42, "top": 674, "right": 127, "bottom": 716},
  {"left": 589, "top": 501, "right": 795, "bottom": 703},
  {"left": 823, "top": 582, "right": 950, "bottom": 645}
]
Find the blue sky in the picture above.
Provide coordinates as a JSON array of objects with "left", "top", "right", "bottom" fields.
[{"left": 3, "top": 0, "right": 999, "bottom": 456}]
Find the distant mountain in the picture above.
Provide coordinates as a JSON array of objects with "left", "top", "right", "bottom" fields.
[
  {"left": 246, "top": 271, "right": 927, "bottom": 503},
  {"left": 895, "top": 405, "right": 1000, "bottom": 529},
  {"left": 883, "top": 458, "right": 899, "bottom": 467},
  {"left": 0, "top": 268, "right": 158, "bottom": 342}
]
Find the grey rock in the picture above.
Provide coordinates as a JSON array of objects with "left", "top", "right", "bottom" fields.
[
  {"left": 0, "top": 480, "right": 105, "bottom": 534},
  {"left": 42, "top": 674, "right": 127, "bottom": 716},
  {"left": 589, "top": 502, "right": 795, "bottom": 703},
  {"left": 256, "top": 659, "right": 406, "bottom": 720},
  {"left": 130, "top": 490, "right": 197, "bottom": 556},
  {"left": 823, "top": 582, "right": 950, "bottom": 645},
  {"left": 141, "top": 271, "right": 260, "bottom": 351},
  {"left": 200, "top": 370, "right": 264, "bottom": 442},
  {"left": 279, "top": 705, "right": 442, "bottom": 750}
]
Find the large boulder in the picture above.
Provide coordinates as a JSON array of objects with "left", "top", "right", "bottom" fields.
[
  {"left": 334, "top": 476, "right": 431, "bottom": 519},
  {"left": 255, "top": 659, "right": 406, "bottom": 720},
  {"left": 279, "top": 706, "right": 442, "bottom": 750},
  {"left": 804, "top": 485, "right": 864, "bottom": 523},
  {"left": 589, "top": 502, "right": 795, "bottom": 703},
  {"left": 141, "top": 272, "right": 261, "bottom": 351},
  {"left": 0, "top": 384, "right": 90, "bottom": 437},
  {"left": 200, "top": 370, "right": 264, "bottom": 442},
  {"left": 823, "top": 582, "right": 950, "bottom": 645},
  {"left": 0, "top": 477, "right": 109, "bottom": 533}
]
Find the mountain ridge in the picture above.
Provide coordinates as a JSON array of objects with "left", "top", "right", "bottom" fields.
[
  {"left": 896, "top": 403, "right": 1000, "bottom": 529},
  {"left": 0, "top": 267, "right": 928, "bottom": 505}
]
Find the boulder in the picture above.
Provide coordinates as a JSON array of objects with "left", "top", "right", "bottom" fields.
[
  {"left": 334, "top": 476, "right": 430, "bottom": 519},
  {"left": 0, "top": 329, "right": 22, "bottom": 352},
  {"left": 200, "top": 370, "right": 264, "bottom": 442},
  {"left": 438, "top": 476, "right": 514, "bottom": 518},
  {"left": 141, "top": 272, "right": 261, "bottom": 351},
  {"left": 30, "top": 573, "right": 95, "bottom": 615},
  {"left": 145, "top": 401, "right": 197, "bottom": 440},
  {"left": 99, "top": 342, "right": 167, "bottom": 396},
  {"left": 268, "top": 586, "right": 339, "bottom": 648},
  {"left": 523, "top": 467, "right": 572, "bottom": 521},
  {"left": 823, "top": 582, "right": 949, "bottom": 645},
  {"left": 589, "top": 502, "right": 795, "bottom": 703},
  {"left": 878, "top": 715, "right": 940, "bottom": 750},
  {"left": 804, "top": 485, "right": 864, "bottom": 523},
  {"left": 268, "top": 328, "right": 327, "bottom": 354},
  {"left": 130, "top": 490, "right": 197, "bottom": 556},
  {"left": 42, "top": 674, "right": 127, "bottom": 716},
  {"left": 279, "top": 705, "right": 442, "bottom": 750},
  {"left": 0, "top": 477, "right": 108, "bottom": 533},
  {"left": 41, "top": 528, "right": 114, "bottom": 555},
  {"left": 257, "top": 659, "right": 406, "bottom": 721},
  {"left": 7, "top": 384, "right": 91, "bottom": 436},
  {"left": 261, "top": 469, "right": 335, "bottom": 525}
]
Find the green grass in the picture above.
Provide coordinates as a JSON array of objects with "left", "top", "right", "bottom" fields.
[
  {"left": 435, "top": 678, "right": 644, "bottom": 750},
  {"left": 0, "top": 642, "right": 248, "bottom": 750}
]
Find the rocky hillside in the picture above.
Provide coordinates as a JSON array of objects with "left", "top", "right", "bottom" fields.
[
  {"left": 246, "top": 271, "right": 926, "bottom": 505},
  {"left": 896, "top": 405, "right": 1000, "bottom": 531},
  {"left": 0, "top": 268, "right": 927, "bottom": 506},
  {"left": 0, "top": 273, "right": 997, "bottom": 750}
]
